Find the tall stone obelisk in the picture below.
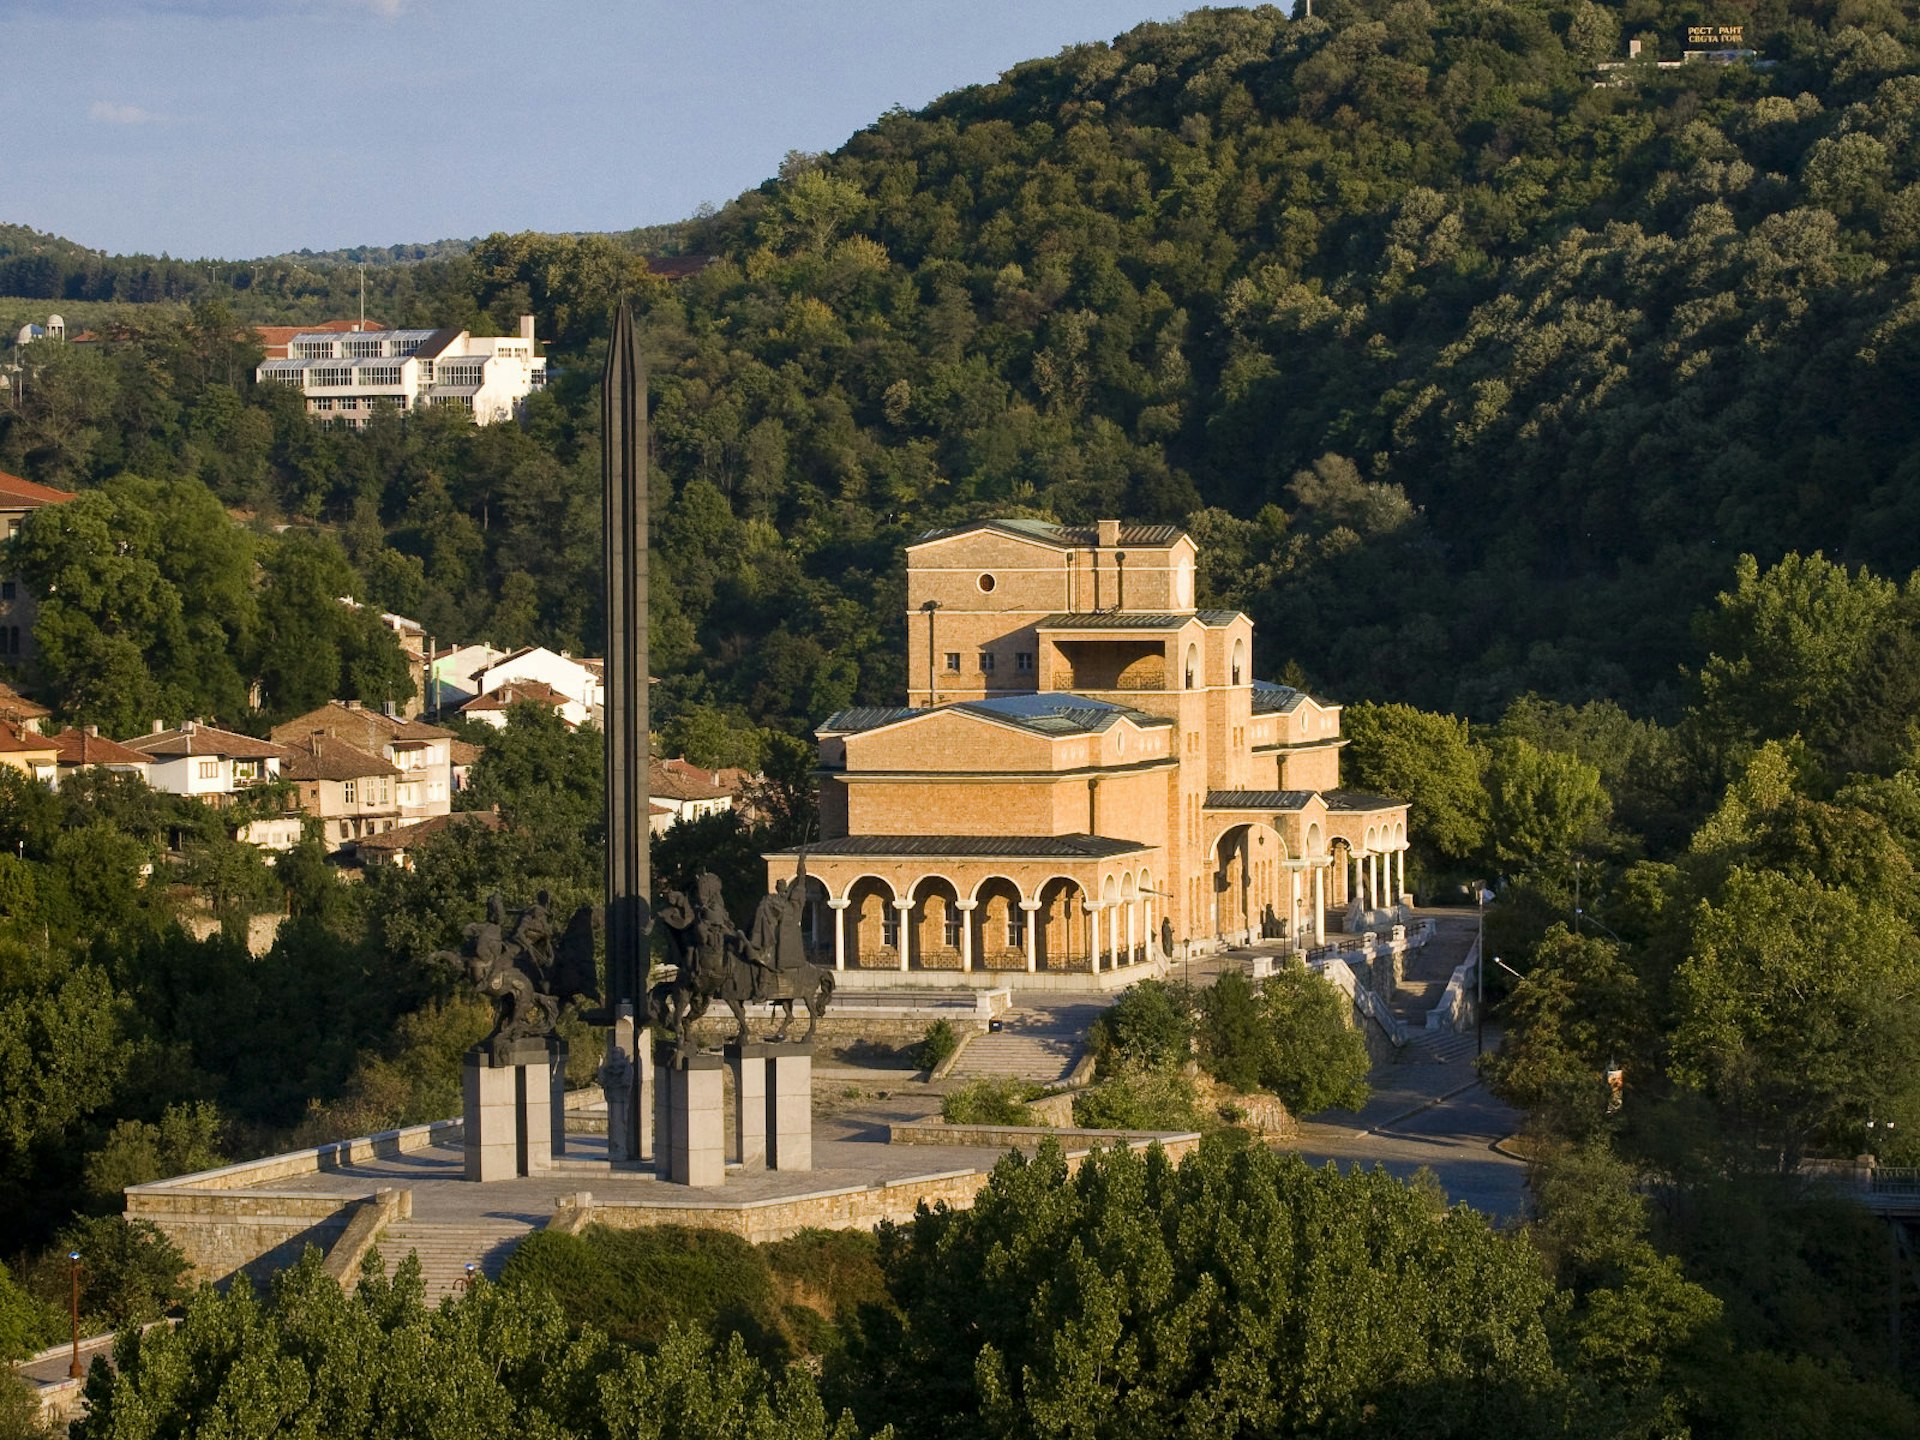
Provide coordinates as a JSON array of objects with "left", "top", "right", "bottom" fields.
[{"left": 601, "top": 299, "right": 650, "bottom": 1160}]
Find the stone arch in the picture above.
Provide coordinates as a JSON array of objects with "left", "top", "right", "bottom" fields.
[
  {"left": 1306, "top": 820, "right": 1323, "bottom": 855},
  {"left": 909, "top": 874, "right": 963, "bottom": 971},
  {"left": 844, "top": 874, "right": 898, "bottom": 969},
  {"left": 1184, "top": 641, "right": 1199, "bottom": 690},
  {"left": 971, "top": 874, "right": 1026, "bottom": 973},
  {"left": 1231, "top": 636, "right": 1245, "bottom": 686},
  {"left": 1035, "top": 875, "right": 1088, "bottom": 971}
]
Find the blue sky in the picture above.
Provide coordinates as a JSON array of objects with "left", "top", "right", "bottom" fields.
[{"left": 2, "top": 0, "right": 1191, "bottom": 259}]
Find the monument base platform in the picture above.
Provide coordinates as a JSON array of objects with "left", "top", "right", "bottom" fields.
[{"left": 463, "top": 1039, "right": 566, "bottom": 1182}]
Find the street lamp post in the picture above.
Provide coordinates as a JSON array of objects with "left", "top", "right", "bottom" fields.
[
  {"left": 1474, "top": 883, "right": 1486, "bottom": 1057},
  {"left": 67, "top": 1251, "right": 82, "bottom": 1380}
]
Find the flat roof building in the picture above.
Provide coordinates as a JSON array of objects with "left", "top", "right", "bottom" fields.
[{"left": 255, "top": 316, "right": 544, "bottom": 427}]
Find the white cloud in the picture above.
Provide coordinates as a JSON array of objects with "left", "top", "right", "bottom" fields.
[{"left": 88, "top": 100, "right": 158, "bottom": 124}]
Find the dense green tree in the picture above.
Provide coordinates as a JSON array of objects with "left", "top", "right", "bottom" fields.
[{"left": 1340, "top": 701, "right": 1489, "bottom": 880}]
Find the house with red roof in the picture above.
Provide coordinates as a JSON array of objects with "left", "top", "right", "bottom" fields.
[
  {"left": 47, "top": 727, "right": 152, "bottom": 788},
  {"left": 0, "top": 469, "right": 76, "bottom": 669}
]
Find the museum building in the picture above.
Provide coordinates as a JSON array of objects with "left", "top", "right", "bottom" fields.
[{"left": 771, "top": 519, "right": 1412, "bottom": 985}]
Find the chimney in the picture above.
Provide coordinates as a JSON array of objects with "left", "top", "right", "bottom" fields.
[
  {"left": 152, "top": 719, "right": 163, "bottom": 734},
  {"left": 1627, "top": 37, "right": 1642, "bottom": 57},
  {"left": 84, "top": 724, "right": 97, "bottom": 737},
  {"left": 345, "top": 699, "right": 362, "bottom": 710},
  {"left": 520, "top": 314, "right": 535, "bottom": 343},
  {"left": 1097, "top": 519, "right": 1120, "bottom": 547}
]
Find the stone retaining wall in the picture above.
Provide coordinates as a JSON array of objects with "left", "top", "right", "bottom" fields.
[
  {"left": 126, "top": 1186, "right": 370, "bottom": 1283},
  {"left": 569, "top": 1133, "right": 1200, "bottom": 1244}
]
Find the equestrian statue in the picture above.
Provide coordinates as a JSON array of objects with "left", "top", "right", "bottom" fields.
[
  {"left": 435, "top": 891, "right": 599, "bottom": 1061},
  {"left": 650, "top": 853, "right": 835, "bottom": 1047}
]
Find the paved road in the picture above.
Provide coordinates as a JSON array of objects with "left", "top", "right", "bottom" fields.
[{"left": 1286, "top": 1078, "right": 1528, "bottom": 1224}]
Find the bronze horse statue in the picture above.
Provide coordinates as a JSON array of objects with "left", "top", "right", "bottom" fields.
[{"left": 650, "top": 861, "right": 835, "bottom": 1047}]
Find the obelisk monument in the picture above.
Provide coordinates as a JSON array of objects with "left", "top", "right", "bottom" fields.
[{"left": 601, "top": 299, "right": 650, "bottom": 1160}]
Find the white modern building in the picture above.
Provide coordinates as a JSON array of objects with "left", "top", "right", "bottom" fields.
[
  {"left": 469, "top": 646, "right": 604, "bottom": 714},
  {"left": 255, "top": 316, "right": 545, "bottom": 427}
]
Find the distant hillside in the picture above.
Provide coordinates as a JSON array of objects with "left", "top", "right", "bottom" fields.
[{"left": 0, "top": 222, "right": 102, "bottom": 263}]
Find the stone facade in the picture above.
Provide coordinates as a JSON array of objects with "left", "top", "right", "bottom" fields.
[{"left": 768, "top": 519, "right": 1413, "bottom": 985}]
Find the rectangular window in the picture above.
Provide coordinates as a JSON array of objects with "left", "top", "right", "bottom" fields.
[
  {"left": 343, "top": 780, "right": 357, "bottom": 804},
  {"left": 311, "top": 397, "right": 334, "bottom": 411},
  {"left": 881, "top": 914, "right": 899, "bottom": 948},
  {"left": 197, "top": 760, "right": 218, "bottom": 780},
  {"left": 338, "top": 821, "right": 351, "bottom": 840},
  {"left": 379, "top": 778, "right": 390, "bottom": 804},
  {"left": 978, "top": 652, "right": 995, "bottom": 673},
  {"left": 233, "top": 759, "right": 258, "bottom": 782},
  {"left": 944, "top": 652, "right": 961, "bottom": 673},
  {"left": 1008, "top": 914, "right": 1026, "bottom": 948},
  {"left": 1, "top": 581, "right": 14, "bottom": 600},
  {"left": 1016, "top": 651, "right": 1034, "bottom": 672},
  {"left": 944, "top": 916, "right": 962, "bottom": 948}
]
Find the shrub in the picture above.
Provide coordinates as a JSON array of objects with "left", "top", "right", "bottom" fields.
[
  {"left": 1259, "top": 967, "right": 1371, "bottom": 1114},
  {"left": 1193, "top": 968, "right": 1371, "bottom": 1115},
  {"left": 941, "top": 1078, "right": 1037, "bottom": 1125},
  {"left": 1071, "top": 1068, "right": 1206, "bottom": 1131},
  {"left": 914, "top": 1019, "right": 959, "bottom": 1073},
  {"left": 1197, "top": 970, "right": 1271, "bottom": 1092},
  {"left": 0, "top": 1260, "right": 59, "bottom": 1363},
  {"left": 499, "top": 1223, "right": 789, "bottom": 1363},
  {"left": 1089, "top": 980, "right": 1195, "bottom": 1075}
]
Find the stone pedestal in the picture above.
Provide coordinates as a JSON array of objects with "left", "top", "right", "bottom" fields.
[
  {"left": 725, "top": 1042, "right": 769, "bottom": 1170},
  {"left": 765, "top": 1043, "right": 813, "bottom": 1172},
  {"left": 602, "top": 1006, "right": 654, "bottom": 1164},
  {"left": 654, "top": 1043, "right": 725, "bottom": 1187},
  {"left": 463, "top": 1038, "right": 566, "bottom": 1182}
]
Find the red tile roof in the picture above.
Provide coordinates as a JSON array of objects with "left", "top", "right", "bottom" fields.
[
  {"left": 0, "top": 721, "right": 55, "bottom": 755},
  {"left": 650, "top": 756, "right": 736, "bottom": 803},
  {"left": 354, "top": 809, "right": 502, "bottom": 853},
  {"left": 0, "top": 682, "right": 50, "bottom": 723},
  {"left": 461, "top": 680, "right": 568, "bottom": 712},
  {"left": 278, "top": 734, "right": 399, "bottom": 782},
  {"left": 48, "top": 729, "right": 151, "bottom": 767},
  {"left": 0, "top": 470, "right": 77, "bottom": 508},
  {"left": 123, "top": 723, "right": 287, "bottom": 760}
]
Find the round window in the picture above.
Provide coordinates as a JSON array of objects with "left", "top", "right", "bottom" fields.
[{"left": 977, "top": 573, "right": 996, "bottom": 593}]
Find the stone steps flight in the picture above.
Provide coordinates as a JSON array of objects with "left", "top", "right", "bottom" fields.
[{"left": 375, "top": 1220, "right": 538, "bottom": 1299}]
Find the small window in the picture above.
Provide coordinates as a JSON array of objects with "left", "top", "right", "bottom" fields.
[
  {"left": 881, "top": 914, "right": 899, "bottom": 948},
  {"left": 943, "top": 915, "right": 962, "bottom": 948},
  {"left": 1008, "top": 914, "right": 1026, "bottom": 947},
  {"left": 1016, "top": 651, "right": 1034, "bottom": 672},
  {"left": 944, "top": 652, "right": 961, "bottom": 673},
  {"left": 1, "top": 581, "right": 15, "bottom": 600},
  {"left": 343, "top": 780, "right": 357, "bottom": 803},
  {"left": 197, "top": 760, "right": 218, "bottom": 780},
  {"left": 979, "top": 652, "right": 995, "bottom": 673},
  {"left": 977, "top": 573, "right": 996, "bottom": 593}
]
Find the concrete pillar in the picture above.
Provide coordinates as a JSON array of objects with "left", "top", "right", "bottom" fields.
[
  {"left": 462, "top": 1057, "right": 518, "bottom": 1182},
  {"left": 893, "top": 898, "right": 914, "bottom": 972},
  {"left": 1108, "top": 901, "right": 1120, "bottom": 968},
  {"left": 725, "top": 1042, "right": 767, "bottom": 1170},
  {"left": 1290, "top": 868, "right": 1302, "bottom": 945},
  {"left": 1313, "top": 865, "right": 1325, "bottom": 944},
  {"left": 956, "top": 899, "right": 977, "bottom": 972},
  {"left": 828, "top": 898, "right": 848, "bottom": 970},
  {"left": 1395, "top": 848, "right": 1406, "bottom": 906},
  {"left": 1086, "top": 900, "right": 1101, "bottom": 972},
  {"left": 1021, "top": 899, "right": 1039, "bottom": 972},
  {"left": 766, "top": 1045, "right": 813, "bottom": 1171},
  {"left": 1124, "top": 898, "right": 1136, "bottom": 967},
  {"left": 1144, "top": 894, "right": 1155, "bottom": 961},
  {"left": 655, "top": 1045, "right": 725, "bottom": 1188}
]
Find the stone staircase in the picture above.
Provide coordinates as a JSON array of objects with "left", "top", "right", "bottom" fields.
[
  {"left": 951, "top": 1003, "right": 1102, "bottom": 1085},
  {"left": 375, "top": 1219, "right": 538, "bottom": 1299},
  {"left": 1403, "top": 1027, "right": 1479, "bottom": 1065}
]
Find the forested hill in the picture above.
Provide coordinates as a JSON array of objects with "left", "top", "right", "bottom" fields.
[
  {"left": 7, "top": 0, "right": 1920, "bottom": 737},
  {"left": 610, "top": 0, "right": 1920, "bottom": 724}
]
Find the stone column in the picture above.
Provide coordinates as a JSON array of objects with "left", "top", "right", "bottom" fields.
[
  {"left": 1021, "top": 899, "right": 1039, "bottom": 972},
  {"left": 956, "top": 899, "right": 977, "bottom": 973},
  {"left": 1085, "top": 900, "right": 1101, "bottom": 972},
  {"left": 893, "top": 898, "right": 914, "bottom": 972},
  {"left": 655, "top": 1044, "right": 725, "bottom": 1188},
  {"left": 1108, "top": 902, "right": 1121, "bottom": 968},
  {"left": 1312, "top": 864, "right": 1325, "bottom": 945},
  {"left": 1290, "top": 868, "right": 1302, "bottom": 945},
  {"left": 766, "top": 1045, "right": 813, "bottom": 1171},
  {"left": 1395, "top": 848, "right": 1406, "bottom": 906},
  {"left": 829, "top": 898, "right": 848, "bottom": 970},
  {"left": 1144, "top": 894, "right": 1155, "bottom": 962},
  {"left": 1124, "top": 899, "right": 1136, "bottom": 967},
  {"left": 725, "top": 1042, "right": 768, "bottom": 1170}
]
